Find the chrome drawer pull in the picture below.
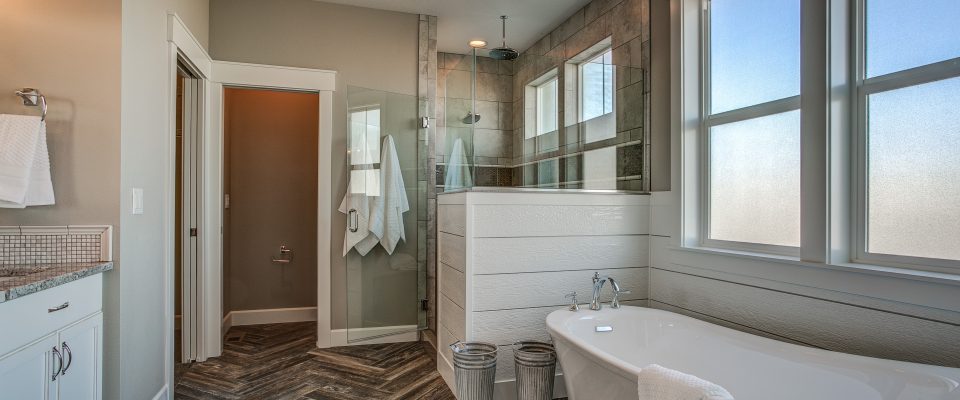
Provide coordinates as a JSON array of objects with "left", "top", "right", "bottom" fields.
[{"left": 48, "top": 302, "right": 70, "bottom": 313}]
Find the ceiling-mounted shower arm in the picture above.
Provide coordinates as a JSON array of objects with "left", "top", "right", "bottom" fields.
[{"left": 500, "top": 15, "right": 508, "bottom": 48}]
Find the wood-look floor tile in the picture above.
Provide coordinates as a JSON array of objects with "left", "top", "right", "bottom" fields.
[{"left": 174, "top": 322, "right": 455, "bottom": 400}]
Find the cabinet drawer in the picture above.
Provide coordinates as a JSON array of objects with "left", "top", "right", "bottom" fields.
[{"left": 0, "top": 275, "right": 103, "bottom": 356}]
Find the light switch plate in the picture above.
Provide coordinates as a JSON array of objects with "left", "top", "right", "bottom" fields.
[{"left": 131, "top": 188, "right": 144, "bottom": 215}]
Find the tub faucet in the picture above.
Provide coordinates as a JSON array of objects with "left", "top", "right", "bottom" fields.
[
  {"left": 590, "top": 272, "right": 607, "bottom": 310},
  {"left": 607, "top": 277, "right": 631, "bottom": 309}
]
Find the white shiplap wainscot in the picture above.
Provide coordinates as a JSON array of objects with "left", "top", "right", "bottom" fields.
[{"left": 436, "top": 190, "right": 650, "bottom": 398}]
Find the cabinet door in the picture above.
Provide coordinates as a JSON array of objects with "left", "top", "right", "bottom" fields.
[
  {"left": 57, "top": 313, "right": 102, "bottom": 400},
  {"left": 0, "top": 333, "right": 59, "bottom": 400}
]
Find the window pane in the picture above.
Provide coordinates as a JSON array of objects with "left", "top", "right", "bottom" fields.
[
  {"left": 867, "top": 77, "right": 960, "bottom": 260},
  {"left": 537, "top": 79, "right": 558, "bottom": 135},
  {"left": 710, "top": 111, "right": 800, "bottom": 247},
  {"left": 710, "top": 0, "right": 800, "bottom": 114},
  {"left": 581, "top": 49, "right": 614, "bottom": 121},
  {"left": 866, "top": 0, "right": 960, "bottom": 78}
]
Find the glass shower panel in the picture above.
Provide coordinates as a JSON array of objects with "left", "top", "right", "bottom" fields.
[
  {"left": 345, "top": 86, "right": 426, "bottom": 343},
  {"left": 439, "top": 48, "right": 477, "bottom": 192}
]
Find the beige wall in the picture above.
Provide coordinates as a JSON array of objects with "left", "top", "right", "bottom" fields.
[
  {"left": 210, "top": 0, "right": 419, "bottom": 329},
  {"left": 3, "top": 0, "right": 209, "bottom": 398},
  {"left": 119, "top": 0, "right": 209, "bottom": 398},
  {"left": 175, "top": 0, "right": 210, "bottom": 49},
  {"left": 0, "top": 1, "right": 122, "bottom": 240}
]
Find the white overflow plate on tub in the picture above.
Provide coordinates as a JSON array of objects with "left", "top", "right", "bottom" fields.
[{"left": 595, "top": 325, "right": 613, "bottom": 332}]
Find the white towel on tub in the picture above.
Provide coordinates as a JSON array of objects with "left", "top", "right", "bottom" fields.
[
  {"left": 638, "top": 364, "right": 734, "bottom": 400},
  {"left": 0, "top": 115, "right": 54, "bottom": 208}
]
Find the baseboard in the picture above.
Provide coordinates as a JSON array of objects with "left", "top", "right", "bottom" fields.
[
  {"left": 226, "top": 306, "right": 317, "bottom": 327},
  {"left": 152, "top": 385, "right": 169, "bottom": 400},
  {"left": 437, "top": 351, "right": 456, "bottom": 396},
  {"left": 221, "top": 313, "right": 232, "bottom": 337},
  {"left": 330, "top": 325, "right": 419, "bottom": 346}
]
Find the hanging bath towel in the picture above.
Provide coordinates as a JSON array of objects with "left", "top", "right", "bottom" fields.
[
  {"left": 0, "top": 115, "right": 54, "bottom": 208},
  {"left": 444, "top": 137, "right": 473, "bottom": 190},
  {"left": 366, "top": 135, "right": 409, "bottom": 255},
  {"left": 339, "top": 186, "right": 378, "bottom": 256}
]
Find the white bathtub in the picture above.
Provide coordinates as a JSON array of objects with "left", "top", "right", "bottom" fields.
[{"left": 546, "top": 306, "right": 960, "bottom": 400}]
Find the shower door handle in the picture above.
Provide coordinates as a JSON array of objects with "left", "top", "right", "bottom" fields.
[{"left": 348, "top": 209, "right": 359, "bottom": 232}]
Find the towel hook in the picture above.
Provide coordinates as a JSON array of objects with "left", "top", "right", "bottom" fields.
[{"left": 14, "top": 88, "right": 47, "bottom": 121}]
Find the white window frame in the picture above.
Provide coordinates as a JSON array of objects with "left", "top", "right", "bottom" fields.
[
  {"left": 681, "top": 0, "right": 959, "bottom": 275},
  {"left": 524, "top": 69, "right": 559, "bottom": 139},
  {"left": 577, "top": 46, "right": 615, "bottom": 123},
  {"left": 852, "top": 0, "right": 960, "bottom": 273},
  {"left": 699, "top": 0, "right": 802, "bottom": 256}
]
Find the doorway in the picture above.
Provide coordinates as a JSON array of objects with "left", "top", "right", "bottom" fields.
[
  {"left": 175, "top": 62, "right": 204, "bottom": 368},
  {"left": 222, "top": 88, "right": 319, "bottom": 328}
]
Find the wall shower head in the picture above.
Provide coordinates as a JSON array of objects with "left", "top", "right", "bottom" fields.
[
  {"left": 462, "top": 113, "right": 481, "bottom": 124},
  {"left": 489, "top": 16, "right": 519, "bottom": 61}
]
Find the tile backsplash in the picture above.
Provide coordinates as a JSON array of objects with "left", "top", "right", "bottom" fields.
[{"left": 0, "top": 226, "right": 112, "bottom": 266}]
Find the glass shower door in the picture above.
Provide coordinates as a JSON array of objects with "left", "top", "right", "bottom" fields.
[{"left": 344, "top": 86, "right": 426, "bottom": 343}]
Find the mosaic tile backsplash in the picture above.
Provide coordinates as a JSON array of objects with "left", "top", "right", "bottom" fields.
[{"left": 0, "top": 228, "right": 108, "bottom": 267}]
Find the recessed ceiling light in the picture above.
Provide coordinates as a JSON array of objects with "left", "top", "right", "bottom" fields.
[{"left": 469, "top": 40, "right": 487, "bottom": 48}]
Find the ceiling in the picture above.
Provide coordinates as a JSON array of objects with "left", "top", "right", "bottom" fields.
[{"left": 315, "top": 0, "right": 592, "bottom": 54}]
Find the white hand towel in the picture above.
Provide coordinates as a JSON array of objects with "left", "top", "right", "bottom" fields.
[
  {"left": 376, "top": 135, "right": 409, "bottom": 254},
  {"left": 339, "top": 192, "right": 378, "bottom": 256},
  {"left": 638, "top": 364, "right": 734, "bottom": 400},
  {"left": 444, "top": 138, "right": 473, "bottom": 190},
  {"left": 0, "top": 115, "right": 54, "bottom": 207}
]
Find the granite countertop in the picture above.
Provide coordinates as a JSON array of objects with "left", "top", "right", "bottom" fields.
[{"left": 0, "top": 262, "right": 113, "bottom": 304}]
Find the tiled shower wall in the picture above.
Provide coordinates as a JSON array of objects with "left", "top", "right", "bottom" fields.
[
  {"left": 512, "top": 0, "right": 650, "bottom": 191},
  {"left": 437, "top": 52, "right": 516, "bottom": 191},
  {"left": 418, "top": 15, "right": 439, "bottom": 348}
]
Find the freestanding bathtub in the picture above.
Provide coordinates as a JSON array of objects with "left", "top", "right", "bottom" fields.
[{"left": 546, "top": 306, "right": 960, "bottom": 400}]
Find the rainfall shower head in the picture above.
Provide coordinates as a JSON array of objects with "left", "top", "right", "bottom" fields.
[
  {"left": 462, "top": 113, "right": 481, "bottom": 124},
  {"left": 489, "top": 16, "right": 519, "bottom": 61}
]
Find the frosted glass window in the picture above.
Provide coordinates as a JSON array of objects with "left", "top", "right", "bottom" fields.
[
  {"left": 866, "top": 77, "right": 960, "bottom": 260},
  {"left": 349, "top": 108, "right": 380, "bottom": 165},
  {"left": 580, "top": 49, "right": 614, "bottom": 121},
  {"left": 709, "top": 111, "right": 800, "bottom": 247},
  {"left": 866, "top": 0, "right": 960, "bottom": 78},
  {"left": 709, "top": 0, "right": 800, "bottom": 113},
  {"left": 537, "top": 78, "right": 558, "bottom": 135}
]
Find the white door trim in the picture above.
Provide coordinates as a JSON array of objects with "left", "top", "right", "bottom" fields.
[
  {"left": 165, "top": 12, "right": 213, "bottom": 399},
  {"left": 166, "top": 16, "right": 337, "bottom": 399},
  {"left": 210, "top": 60, "right": 336, "bottom": 351}
]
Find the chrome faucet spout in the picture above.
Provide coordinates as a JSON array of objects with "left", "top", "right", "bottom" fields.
[{"left": 590, "top": 272, "right": 608, "bottom": 310}]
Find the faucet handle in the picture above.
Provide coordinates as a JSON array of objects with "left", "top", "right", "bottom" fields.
[
  {"left": 610, "top": 288, "right": 631, "bottom": 309},
  {"left": 565, "top": 292, "right": 580, "bottom": 312}
]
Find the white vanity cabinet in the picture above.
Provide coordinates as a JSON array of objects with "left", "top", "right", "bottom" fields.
[{"left": 0, "top": 275, "right": 104, "bottom": 400}]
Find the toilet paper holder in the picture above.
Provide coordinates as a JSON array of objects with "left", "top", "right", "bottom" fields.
[{"left": 271, "top": 245, "right": 293, "bottom": 264}]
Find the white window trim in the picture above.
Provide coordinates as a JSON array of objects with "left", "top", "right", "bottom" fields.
[
  {"left": 851, "top": 0, "right": 960, "bottom": 273},
  {"left": 681, "top": 0, "right": 960, "bottom": 275},
  {"left": 576, "top": 45, "right": 615, "bottom": 123},
  {"left": 698, "top": 0, "right": 802, "bottom": 256},
  {"left": 524, "top": 68, "right": 559, "bottom": 139}
]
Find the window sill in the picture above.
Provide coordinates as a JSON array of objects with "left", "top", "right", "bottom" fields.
[{"left": 673, "top": 245, "right": 960, "bottom": 288}]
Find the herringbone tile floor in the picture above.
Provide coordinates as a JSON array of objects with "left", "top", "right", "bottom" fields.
[{"left": 174, "top": 322, "right": 455, "bottom": 400}]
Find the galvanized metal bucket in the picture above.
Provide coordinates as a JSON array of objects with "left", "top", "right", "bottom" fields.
[
  {"left": 514, "top": 341, "right": 557, "bottom": 400},
  {"left": 450, "top": 341, "right": 498, "bottom": 400}
]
